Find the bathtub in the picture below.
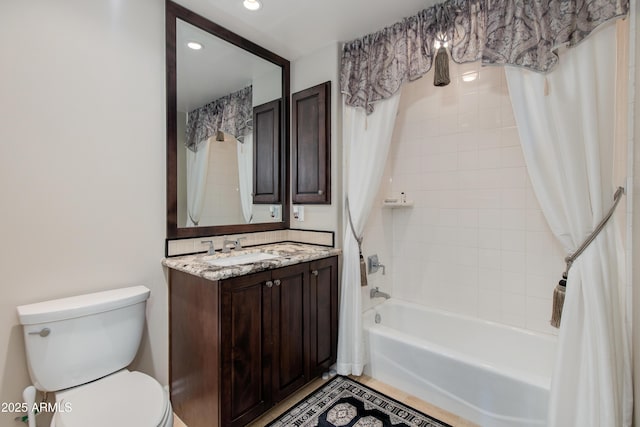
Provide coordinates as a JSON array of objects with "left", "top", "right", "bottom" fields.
[{"left": 363, "top": 299, "right": 557, "bottom": 427}]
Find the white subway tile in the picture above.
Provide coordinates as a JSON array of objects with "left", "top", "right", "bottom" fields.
[
  {"left": 478, "top": 148, "right": 502, "bottom": 169},
  {"left": 478, "top": 290, "right": 502, "bottom": 322},
  {"left": 501, "top": 188, "right": 527, "bottom": 209},
  {"left": 479, "top": 248, "right": 501, "bottom": 269},
  {"left": 500, "top": 167, "right": 528, "bottom": 188},
  {"left": 501, "top": 146, "right": 526, "bottom": 168},
  {"left": 501, "top": 229, "right": 526, "bottom": 251},
  {"left": 501, "top": 250, "right": 526, "bottom": 272},
  {"left": 478, "top": 107, "right": 501, "bottom": 129},
  {"left": 458, "top": 150, "right": 479, "bottom": 170},
  {"left": 479, "top": 268, "right": 502, "bottom": 291},
  {"left": 501, "top": 209, "right": 526, "bottom": 230},
  {"left": 478, "top": 208, "right": 502, "bottom": 228},
  {"left": 478, "top": 228, "right": 501, "bottom": 249},
  {"left": 526, "top": 274, "right": 558, "bottom": 299},
  {"left": 501, "top": 127, "right": 521, "bottom": 147},
  {"left": 458, "top": 209, "right": 479, "bottom": 227},
  {"left": 476, "top": 129, "right": 501, "bottom": 150},
  {"left": 501, "top": 271, "right": 526, "bottom": 295}
]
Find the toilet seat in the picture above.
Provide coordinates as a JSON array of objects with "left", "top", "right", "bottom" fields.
[{"left": 52, "top": 370, "right": 172, "bottom": 427}]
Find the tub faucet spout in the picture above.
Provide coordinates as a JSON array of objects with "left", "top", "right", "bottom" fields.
[{"left": 370, "top": 287, "right": 390, "bottom": 300}]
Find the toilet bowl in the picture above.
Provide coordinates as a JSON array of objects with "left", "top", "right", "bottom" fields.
[
  {"left": 50, "top": 370, "right": 173, "bottom": 427},
  {"left": 17, "top": 286, "right": 172, "bottom": 427}
]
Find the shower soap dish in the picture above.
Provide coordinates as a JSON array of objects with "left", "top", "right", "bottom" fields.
[{"left": 382, "top": 198, "right": 414, "bottom": 208}]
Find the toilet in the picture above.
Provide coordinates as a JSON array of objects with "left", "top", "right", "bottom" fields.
[{"left": 17, "top": 286, "right": 173, "bottom": 427}]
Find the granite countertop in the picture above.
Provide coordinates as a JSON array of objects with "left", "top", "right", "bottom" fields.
[{"left": 162, "top": 242, "right": 341, "bottom": 281}]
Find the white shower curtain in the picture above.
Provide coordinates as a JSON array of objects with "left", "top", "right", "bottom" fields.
[
  {"left": 186, "top": 140, "right": 211, "bottom": 226},
  {"left": 337, "top": 92, "right": 401, "bottom": 376},
  {"left": 237, "top": 134, "right": 253, "bottom": 224},
  {"left": 505, "top": 23, "right": 631, "bottom": 427}
]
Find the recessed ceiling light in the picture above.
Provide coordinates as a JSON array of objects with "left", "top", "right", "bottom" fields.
[
  {"left": 187, "top": 41, "right": 202, "bottom": 50},
  {"left": 243, "top": 0, "right": 261, "bottom": 11}
]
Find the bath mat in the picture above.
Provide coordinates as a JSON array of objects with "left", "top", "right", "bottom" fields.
[{"left": 265, "top": 375, "right": 452, "bottom": 427}]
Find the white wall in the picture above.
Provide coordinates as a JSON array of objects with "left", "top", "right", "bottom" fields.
[
  {"left": 364, "top": 62, "right": 568, "bottom": 334},
  {"left": 290, "top": 43, "right": 342, "bottom": 241},
  {"left": 0, "top": 2, "right": 167, "bottom": 425}
]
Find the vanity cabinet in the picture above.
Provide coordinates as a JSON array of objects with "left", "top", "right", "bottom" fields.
[{"left": 169, "top": 256, "right": 338, "bottom": 427}]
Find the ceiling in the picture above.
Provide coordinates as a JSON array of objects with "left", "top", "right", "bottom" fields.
[{"left": 173, "top": 0, "right": 437, "bottom": 61}]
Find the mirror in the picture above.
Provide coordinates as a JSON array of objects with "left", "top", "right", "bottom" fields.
[{"left": 166, "top": 1, "right": 290, "bottom": 239}]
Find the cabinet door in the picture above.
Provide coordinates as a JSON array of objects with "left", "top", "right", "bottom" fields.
[
  {"left": 308, "top": 257, "right": 338, "bottom": 376},
  {"left": 270, "top": 263, "right": 309, "bottom": 402},
  {"left": 253, "top": 99, "right": 281, "bottom": 204},
  {"left": 221, "top": 271, "right": 273, "bottom": 427},
  {"left": 292, "top": 81, "right": 331, "bottom": 204}
]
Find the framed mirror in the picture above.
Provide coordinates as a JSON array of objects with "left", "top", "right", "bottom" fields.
[{"left": 166, "top": 1, "right": 290, "bottom": 240}]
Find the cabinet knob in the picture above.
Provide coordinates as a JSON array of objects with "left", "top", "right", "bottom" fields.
[
  {"left": 311, "top": 270, "right": 319, "bottom": 276},
  {"left": 265, "top": 280, "right": 273, "bottom": 288},
  {"left": 274, "top": 279, "right": 281, "bottom": 287},
  {"left": 318, "top": 190, "right": 324, "bottom": 195}
]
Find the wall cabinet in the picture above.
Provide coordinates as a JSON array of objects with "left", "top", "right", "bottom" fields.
[
  {"left": 253, "top": 99, "right": 281, "bottom": 204},
  {"left": 291, "top": 81, "right": 331, "bottom": 204},
  {"left": 169, "top": 256, "right": 338, "bottom": 427}
]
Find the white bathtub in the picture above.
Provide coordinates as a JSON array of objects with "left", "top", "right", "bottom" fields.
[{"left": 363, "top": 299, "right": 557, "bottom": 427}]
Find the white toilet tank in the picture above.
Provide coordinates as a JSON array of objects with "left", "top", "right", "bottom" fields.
[{"left": 17, "top": 286, "right": 151, "bottom": 392}]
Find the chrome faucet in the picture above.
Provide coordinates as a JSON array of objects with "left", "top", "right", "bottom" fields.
[
  {"left": 222, "top": 237, "right": 247, "bottom": 253},
  {"left": 222, "top": 238, "right": 236, "bottom": 253},
  {"left": 370, "top": 287, "right": 390, "bottom": 300},
  {"left": 201, "top": 240, "right": 216, "bottom": 255}
]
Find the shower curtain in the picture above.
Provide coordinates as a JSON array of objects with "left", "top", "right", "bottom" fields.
[
  {"left": 505, "top": 23, "right": 631, "bottom": 426},
  {"left": 337, "top": 92, "right": 401, "bottom": 376},
  {"left": 186, "top": 140, "right": 211, "bottom": 226},
  {"left": 237, "top": 134, "right": 253, "bottom": 224}
]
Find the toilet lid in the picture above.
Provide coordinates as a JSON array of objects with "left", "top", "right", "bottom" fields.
[{"left": 55, "top": 370, "right": 167, "bottom": 427}]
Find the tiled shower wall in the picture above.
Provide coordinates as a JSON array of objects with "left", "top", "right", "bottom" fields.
[{"left": 370, "top": 62, "right": 566, "bottom": 335}]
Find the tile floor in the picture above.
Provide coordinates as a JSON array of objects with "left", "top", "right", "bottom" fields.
[{"left": 172, "top": 375, "right": 478, "bottom": 427}]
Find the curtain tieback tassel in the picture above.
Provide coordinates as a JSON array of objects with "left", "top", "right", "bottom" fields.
[
  {"left": 550, "top": 273, "right": 566, "bottom": 328},
  {"left": 434, "top": 46, "right": 450, "bottom": 87}
]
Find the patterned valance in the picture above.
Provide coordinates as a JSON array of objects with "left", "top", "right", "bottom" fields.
[
  {"left": 340, "top": 0, "right": 628, "bottom": 113},
  {"left": 186, "top": 85, "right": 252, "bottom": 151}
]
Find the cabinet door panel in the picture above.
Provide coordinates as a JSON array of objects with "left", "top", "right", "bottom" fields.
[
  {"left": 271, "top": 264, "right": 309, "bottom": 401},
  {"left": 253, "top": 99, "right": 281, "bottom": 204},
  {"left": 309, "top": 257, "right": 338, "bottom": 376},
  {"left": 292, "top": 81, "right": 331, "bottom": 204},
  {"left": 221, "top": 272, "right": 272, "bottom": 426}
]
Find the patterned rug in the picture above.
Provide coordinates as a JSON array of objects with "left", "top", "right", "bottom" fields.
[{"left": 266, "top": 376, "right": 452, "bottom": 427}]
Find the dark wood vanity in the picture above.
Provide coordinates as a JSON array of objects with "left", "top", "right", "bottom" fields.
[
  {"left": 169, "top": 255, "right": 338, "bottom": 427},
  {"left": 165, "top": 4, "right": 338, "bottom": 425}
]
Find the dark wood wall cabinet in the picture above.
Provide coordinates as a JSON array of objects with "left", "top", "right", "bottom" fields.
[
  {"left": 169, "top": 256, "right": 338, "bottom": 427},
  {"left": 292, "top": 81, "right": 331, "bottom": 204},
  {"left": 253, "top": 99, "right": 282, "bottom": 204}
]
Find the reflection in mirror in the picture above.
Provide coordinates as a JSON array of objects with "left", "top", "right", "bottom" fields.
[
  {"left": 166, "top": 1, "right": 290, "bottom": 240},
  {"left": 176, "top": 19, "right": 282, "bottom": 228}
]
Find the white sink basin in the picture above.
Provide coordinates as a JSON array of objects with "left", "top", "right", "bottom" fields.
[{"left": 206, "top": 252, "right": 279, "bottom": 267}]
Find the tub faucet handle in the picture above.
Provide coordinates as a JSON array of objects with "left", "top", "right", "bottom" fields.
[{"left": 368, "top": 255, "right": 386, "bottom": 275}]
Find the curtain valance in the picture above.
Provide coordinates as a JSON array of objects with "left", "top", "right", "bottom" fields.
[
  {"left": 186, "top": 85, "right": 252, "bottom": 151},
  {"left": 340, "top": 0, "right": 628, "bottom": 112}
]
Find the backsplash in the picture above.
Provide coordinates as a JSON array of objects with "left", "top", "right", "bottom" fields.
[
  {"left": 166, "top": 229, "right": 334, "bottom": 257},
  {"left": 366, "top": 62, "right": 565, "bottom": 335}
]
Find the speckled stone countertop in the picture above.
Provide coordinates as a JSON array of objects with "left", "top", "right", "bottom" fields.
[{"left": 162, "top": 242, "right": 341, "bottom": 281}]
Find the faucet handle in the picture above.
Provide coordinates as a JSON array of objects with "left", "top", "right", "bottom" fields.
[
  {"left": 235, "top": 237, "right": 247, "bottom": 250},
  {"left": 201, "top": 240, "right": 215, "bottom": 255}
]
